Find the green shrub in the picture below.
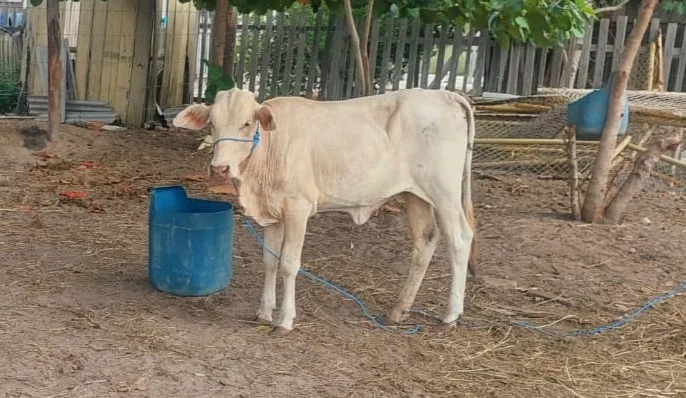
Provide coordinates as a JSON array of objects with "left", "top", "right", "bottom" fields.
[{"left": 0, "top": 63, "right": 20, "bottom": 114}]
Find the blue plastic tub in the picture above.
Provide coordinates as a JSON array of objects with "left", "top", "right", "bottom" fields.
[
  {"left": 148, "top": 185, "right": 234, "bottom": 296},
  {"left": 567, "top": 73, "right": 630, "bottom": 141}
]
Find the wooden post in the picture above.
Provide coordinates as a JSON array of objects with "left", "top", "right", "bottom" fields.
[
  {"left": 46, "top": 0, "right": 61, "bottom": 140},
  {"left": 563, "top": 125, "right": 581, "bottom": 220}
]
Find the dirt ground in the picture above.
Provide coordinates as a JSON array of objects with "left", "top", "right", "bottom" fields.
[{"left": 1, "top": 120, "right": 685, "bottom": 398}]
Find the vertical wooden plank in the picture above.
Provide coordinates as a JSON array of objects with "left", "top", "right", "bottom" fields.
[
  {"left": 593, "top": 18, "right": 610, "bottom": 88},
  {"left": 537, "top": 48, "right": 548, "bottom": 89},
  {"left": 549, "top": 47, "right": 563, "bottom": 88},
  {"left": 46, "top": 0, "right": 62, "bottom": 132},
  {"left": 345, "top": 24, "right": 356, "bottom": 98},
  {"left": 674, "top": 25, "right": 686, "bottom": 92},
  {"left": 648, "top": 18, "right": 660, "bottom": 43},
  {"left": 236, "top": 13, "right": 249, "bottom": 88},
  {"left": 165, "top": 0, "right": 193, "bottom": 107},
  {"left": 405, "top": 18, "right": 420, "bottom": 89},
  {"left": 84, "top": 0, "right": 107, "bottom": 100},
  {"left": 113, "top": 1, "right": 136, "bottom": 122},
  {"left": 612, "top": 16, "right": 628, "bottom": 72},
  {"left": 378, "top": 16, "right": 394, "bottom": 94},
  {"left": 258, "top": 11, "right": 274, "bottom": 101},
  {"left": 128, "top": 0, "right": 154, "bottom": 127},
  {"left": 431, "top": 22, "right": 448, "bottom": 90},
  {"left": 367, "top": 18, "right": 381, "bottom": 92},
  {"left": 576, "top": 24, "right": 594, "bottom": 88},
  {"left": 461, "top": 31, "right": 475, "bottom": 92},
  {"left": 335, "top": 18, "right": 349, "bottom": 99},
  {"left": 496, "top": 46, "right": 508, "bottom": 92},
  {"left": 391, "top": 18, "right": 408, "bottom": 91},
  {"left": 185, "top": 6, "right": 200, "bottom": 103},
  {"left": 471, "top": 30, "right": 489, "bottom": 95},
  {"left": 305, "top": 9, "right": 322, "bottom": 98},
  {"left": 102, "top": 0, "right": 123, "bottom": 106},
  {"left": 197, "top": 11, "right": 208, "bottom": 100},
  {"left": 446, "top": 28, "right": 462, "bottom": 91},
  {"left": 248, "top": 14, "right": 261, "bottom": 92},
  {"left": 145, "top": 0, "right": 163, "bottom": 122},
  {"left": 522, "top": 43, "right": 536, "bottom": 96},
  {"left": 326, "top": 14, "right": 345, "bottom": 99},
  {"left": 663, "top": 23, "right": 677, "bottom": 89},
  {"left": 293, "top": 13, "right": 307, "bottom": 96},
  {"left": 420, "top": 24, "right": 433, "bottom": 88},
  {"left": 318, "top": 11, "right": 336, "bottom": 99},
  {"left": 74, "top": 0, "right": 94, "bottom": 100},
  {"left": 282, "top": 11, "right": 298, "bottom": 94},
  {"left": 506, "top": 43, "right": 521, "bottom": 94},
  {"left": 270, "top": 12, "right": 286, "bottom": 97}
]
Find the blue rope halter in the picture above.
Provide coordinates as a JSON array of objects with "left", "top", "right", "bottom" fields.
[{"left": 212, "top": 125, "right": 261, "bottom": 154}]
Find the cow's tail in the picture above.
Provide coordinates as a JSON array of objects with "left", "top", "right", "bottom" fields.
[{"left": 454, "top": 93, "right": 478, "bottom": 277}]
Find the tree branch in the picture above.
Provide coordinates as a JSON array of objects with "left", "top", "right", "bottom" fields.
[
  {"left": 595, "top": 0, "right": 632, "bottom": 14},
  {"left": 360, "top": 0, "right": 375, "bottom": 96},
  {"left": 343, "top": 0, "right": 366, "bottom": 97}
]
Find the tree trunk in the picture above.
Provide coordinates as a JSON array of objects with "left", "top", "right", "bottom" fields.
[
  {"left": 46, "top": 0, "right": 61, "bottom": 141},
  {"left": 343, "top": 0, "right": 367, "bottom": 97},
  {"left": 604, "top": 133, "right": 683, "bottom": 223},
  {"left": 223, "top": 5, "right": 238, "bottom": 77},
  {"left": 580, "top": 0, "right": 659, "bottom": 223},
  {"left": 211, "top": 0, "right": 229, "bottom": 68},
  {"left": 360, "top": 0, "right": 375, "bottom": 96}
]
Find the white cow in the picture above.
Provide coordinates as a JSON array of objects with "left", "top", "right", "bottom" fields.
[{"left": 173, "top": 87, "right": 477, "bottom": 335}]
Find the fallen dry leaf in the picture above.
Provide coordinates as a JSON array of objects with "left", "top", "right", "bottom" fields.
[
  {"left": 77, "top": 161, "right": 99, "bottom": 170},
  {"left": 184, "top": 174, "right": 207, "bottom": 182},
  {"left": 60, "top": 191, "right": 87, "bottom": 200},
  {"left": 88, "top": 203, "right": 105, "bottom": 213},
  {"left": 86, "top": 121, "right": 105, "bottom": 130},
  {"left": 208, "top": 184, "right": 238, "bottom": 196},
  {"left": 32, "top": 150, "right": 56, "bottom": 159}
]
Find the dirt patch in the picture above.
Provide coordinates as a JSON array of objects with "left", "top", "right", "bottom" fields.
[{"left": 0, "top": 120, "right": 685, "bottom": 397}]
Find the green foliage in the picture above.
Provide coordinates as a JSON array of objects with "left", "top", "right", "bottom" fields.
[
  {"left": 202, "top": 60, "right": 235, "bottom": 104},
  {"left": 661, "top": 0, "right": 686, "bottom": 15},
  {"left": 0, "top": 63, "right": 21, "bottom": 114}
]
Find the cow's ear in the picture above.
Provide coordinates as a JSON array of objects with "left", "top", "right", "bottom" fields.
[
  {"left": 173, "top": 104, "right": 212, "bottom": 130},
  {"left": 254, "top": 106, "right": 276, "bottom": 131}
]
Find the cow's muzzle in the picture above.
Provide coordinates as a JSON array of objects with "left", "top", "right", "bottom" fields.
[{"left": 210, "top": 165, "right": 230, "bottom": 182}]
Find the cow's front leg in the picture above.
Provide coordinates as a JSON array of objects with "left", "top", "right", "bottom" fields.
[
  {"left": 255, "top": 223, "right": 284, "bottom": 324},
  {"left": 271, "top": 207, "right": 309, "bottom": 336}
]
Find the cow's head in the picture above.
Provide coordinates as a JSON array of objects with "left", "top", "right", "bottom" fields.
[{"left": 173, "top": 88, "right": 276, "bottom": 182}]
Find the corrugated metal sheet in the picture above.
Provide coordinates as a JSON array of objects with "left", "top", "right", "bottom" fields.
[{"left": 28, "top": 96, "right": 118, "bottom": 124}]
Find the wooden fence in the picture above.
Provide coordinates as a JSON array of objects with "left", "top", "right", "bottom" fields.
[
  {"left": 191, "top": 12, "right": 686, "bottom": 105},
  {"left": 0, "top": 29, "right": 21, "bottom": 69}
]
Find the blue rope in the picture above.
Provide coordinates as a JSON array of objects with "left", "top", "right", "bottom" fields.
[
  {"left": 240, "top": 217, "right": 685, "bottom": 338},
  {"left": 213, "top": 128, "right": 261, "bottom": 154}
]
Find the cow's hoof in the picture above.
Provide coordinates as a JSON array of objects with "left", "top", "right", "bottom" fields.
[
  {"left": 269, "top": 326, "right": 293, "bottom": 337},
  {"left": 384, "top": 309, "right": 410, "bottom": 325},
  {"left": 253, "top": 315, "right": 272, "bottom": 325},
  {"left": 437, "top": 320, "right": 457, "bottom": 332}
]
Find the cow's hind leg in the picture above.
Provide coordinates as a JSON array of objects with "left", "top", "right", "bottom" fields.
[
  {"left": 255, "top": 223, "right": 284, "bottom": 324},
  {"left": 387, "top": 194, "right": 439, "bottom": 324},
  {"left": 435, "top": 203, "right": 474, "bottom": 328}
]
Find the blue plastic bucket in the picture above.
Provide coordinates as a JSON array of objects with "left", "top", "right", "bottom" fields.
[
  {"left": 147, "top": 185, "right": 234, "bottom": 296},
  {"left": 567, "top": 73, "right": 630, "bottom": 141}
]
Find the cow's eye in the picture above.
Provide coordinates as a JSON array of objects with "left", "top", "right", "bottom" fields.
[{"left": 244, "top": 121, "right": 251, "bottom": 128}]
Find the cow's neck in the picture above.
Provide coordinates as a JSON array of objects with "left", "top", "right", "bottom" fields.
[{"left": 236, "top": 131, "right": 284, "bottom": 220}]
